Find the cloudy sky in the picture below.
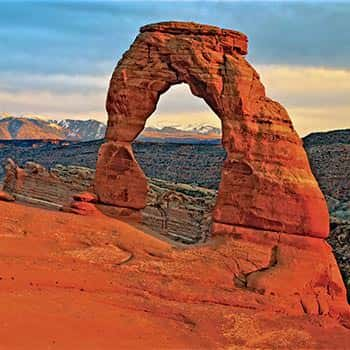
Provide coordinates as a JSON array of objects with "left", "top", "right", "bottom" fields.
[{"left": 1, "top": 0, "right": 349, "bottom": 136}]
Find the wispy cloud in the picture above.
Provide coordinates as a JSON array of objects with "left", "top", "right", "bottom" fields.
[
  {"left": 288, "top": 106, "right": 350, "bottom": 136},
  {"left": 0, "top": 72, "right": 109, "bottom": 94},
  {"left": 258, "top": 65, "right": 350, "bottom": 104},
  {"left": 0, "top": 89, "right": 107, "bottom": 121}
]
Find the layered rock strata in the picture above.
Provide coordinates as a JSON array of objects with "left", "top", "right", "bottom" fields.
[
  {"left": 2, "top": 160, "right": 217, "bottom": 244},
  {"left": 2, "top": 159, "right": 94, "bottom": 209}
]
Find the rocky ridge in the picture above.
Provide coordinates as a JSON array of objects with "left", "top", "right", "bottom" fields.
[{"left": 2, "top": 160, "right": 216, "bottom": 244}]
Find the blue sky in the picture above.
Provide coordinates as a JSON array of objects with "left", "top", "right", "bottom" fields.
[{"left": 0, "top": 0, "right": 349, "bottom": 135}]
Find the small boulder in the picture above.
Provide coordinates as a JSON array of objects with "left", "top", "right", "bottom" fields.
[
  {"left": 70, "top": 201, "right": 101, "bottom": 216},
  {"left": 72, "top": 192, "right": 98, "bottom": 203},
  {"left": 0, "top": 190, "right": 15, "bottom": 202}
]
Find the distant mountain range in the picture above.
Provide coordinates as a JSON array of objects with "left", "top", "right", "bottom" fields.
[
  {"left": 138, "top": 124, "right": 221, "bottom": 144},
  {"left": 0, "top": 113, "right": 106, "bottom": 141},
  {"left": 1, "top": 114, "right": 348, "bottom": 153},
  {"left": 0, "top": 114, "right": 222, "bottom": 143}
]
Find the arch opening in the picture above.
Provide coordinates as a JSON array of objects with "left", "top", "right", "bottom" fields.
[{"left": 133, "top": 83, "right": 226, "bottom": 244}]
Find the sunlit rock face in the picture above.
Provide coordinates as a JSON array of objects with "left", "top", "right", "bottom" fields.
[{"left": 95, "top": 21, "right": 329, "bottom": 238}]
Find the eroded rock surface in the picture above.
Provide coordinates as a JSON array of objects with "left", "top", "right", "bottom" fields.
[
  {"left": 0, "top": 201, "right": 349, "bottom": 349},
  {"left": 95, "top": 21, "right": 329, "bottom": 238},
  {"left": 2, "top": 159, "right": 94, "bottom": 208},
  {"left": 3, "top": 161, "right": 216, "bottom": 243}
]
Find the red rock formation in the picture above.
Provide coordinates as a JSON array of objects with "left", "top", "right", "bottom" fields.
[
  {"left": 66, "top": 192, "right": 100, "bottom": 216},
  {"left": 95, "top": 21, "right": 329, "bottom": 238},
  {"left": 0, "top": 22, "right": 348, "bottom": 348},
  {"left": 72, "top": 192, "right": 98, "bottom": 203},
  {"left": 69, "top": 201, "right": 101, "bottom": 216},
  {"left": 2, "top": 160, "right": 94, "bottom": 209}
]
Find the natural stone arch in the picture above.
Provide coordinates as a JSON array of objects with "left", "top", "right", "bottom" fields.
[{"left": 95, "top": 21, "right": 329, "bottom": 238}]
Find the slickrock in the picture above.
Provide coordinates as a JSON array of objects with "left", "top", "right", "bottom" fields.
[
  {"left": 95, "top": 21, "right": 329, "bottom": 238},
  {"left": 2, "top": 160, "right": 102, "bottom": 216},
  {"left": 2, "top": 159, "right": 94, "bottom": 207},
  {"left": 0, "top": 201, "right": 349, "bottom": 349}
]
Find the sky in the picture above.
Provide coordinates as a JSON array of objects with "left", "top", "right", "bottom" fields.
[{"left": 0, "top": 1, "right": 349, "bottom": 136}]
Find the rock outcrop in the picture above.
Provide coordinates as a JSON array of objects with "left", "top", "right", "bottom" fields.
[
  {"left": 3, "top": 161, "right": 216, "bottom": 243},
  {"left": 95, "top": 21, "right": 329, "bottom": 238},
  {"left": 2, "top": 159, "right": 94, "bottom": 209}
]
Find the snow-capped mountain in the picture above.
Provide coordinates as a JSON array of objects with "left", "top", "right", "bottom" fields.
[
  {"left": 0, "top": 114, "right": 221, "bottom": 143},
  {"left": 51, "top": 119, "right": 106, "bottom": 141},
  {"left": 0, "top": 113, "right": 106, "bottom": 141},
  {"left": 137, "top": 123, "right": 221, "bottom": 143},
  {"left": 177, "top": 123, "right": 221, "bottom": 135}
]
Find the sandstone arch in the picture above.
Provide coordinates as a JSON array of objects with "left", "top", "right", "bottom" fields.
[{"left": 95, "top": 21, "right": 329, "bottom": 238}]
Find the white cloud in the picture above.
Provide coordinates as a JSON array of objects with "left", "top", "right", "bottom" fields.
[
  {"left": 0, "top": 89, "right": 107, "bottom": 122},
  {"left": 288, "top": 106, "right": 350, "bottom": 136},
  {"left": 0, "top": 72, "right": 109, "bottom": 94}
]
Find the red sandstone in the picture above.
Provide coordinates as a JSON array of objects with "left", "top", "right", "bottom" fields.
[
  {"left": 72, "top": 192, "right": 98, "bottom": 203},
  {"left": 95, "top": 21, "right": 329, "bottom": 238},
  {"left": 0, "top": 201, "right": 349, "bottom": 349}
]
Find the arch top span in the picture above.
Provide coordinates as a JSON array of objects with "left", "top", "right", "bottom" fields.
[
  {"left": 95, "top": 21, "right": 329, "bottom": 239},
  {"left": 140, "top": 21, "right": 248, "bottom": 55}
]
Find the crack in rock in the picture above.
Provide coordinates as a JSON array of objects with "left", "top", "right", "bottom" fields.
[{"left": 234, "top": 245, "right": 278, "bottom": 294}]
